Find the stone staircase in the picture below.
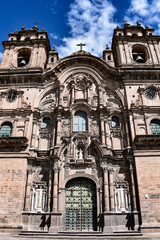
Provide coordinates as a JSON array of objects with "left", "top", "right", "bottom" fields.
[
  {"left": 1, "top": 231, "right": 160, "bottom": 240},
  {"left": 17, "top": 231, "right": 148, "bottom": 240}
]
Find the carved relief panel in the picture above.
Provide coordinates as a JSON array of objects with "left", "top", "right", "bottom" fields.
[{"left": 65, "top": 73, "right": 98, "bottom": 106}]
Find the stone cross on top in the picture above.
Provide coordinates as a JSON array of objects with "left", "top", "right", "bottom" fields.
[{"left": 77, "top": 43, "right": 86, "bottom": 51}]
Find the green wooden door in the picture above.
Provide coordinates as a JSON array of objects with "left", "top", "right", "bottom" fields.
[{"left": 65, "top": 178, "right": 97, "bottom": 231}]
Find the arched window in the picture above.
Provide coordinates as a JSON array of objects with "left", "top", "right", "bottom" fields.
[
  {"left": 108, "top": 55, "right": 111, "bottom": 61},
  {"left": 74, "top": 111, "right": 88, "bottom": 131},
  {"left": 41, "top": 118, "right": 51, "bottom": 128},
  {"left": 150, "top": 119, "right": 160, "bottom": 134},
  {"left": 111, "top": 116, "right": 120, "bottom": 127},
  {"left": 0, "top": 122, "right": 12, "bottom": 137}
]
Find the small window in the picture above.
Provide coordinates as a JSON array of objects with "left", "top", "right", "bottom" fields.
[
  {"left": 0, "top": 122, "right": 12, "bottom": 137},
  {"left": 111, "top": 116, "right": 120, "bottom": 127},
  {"left": 132, "top": 33, "right": 138, "bottom": 37},
  {"left": 17, "top": 48, "right": 31, "bottom": 67},
  {"left": 118, "top": 33, "right": 122, "bottom": 36},
  {"left": 40, "top": 36, "right": 43, "bottom": 39},
  {"left": 108, "top": 55, "right": 111, "bottom": 61},
  {"left": 25, "top": 37, "right": 30, "bottom": 41},
  {"left": 41, "top": 118, "right": 51, "bottom": 128},
  {"left": 74, "top": 111, "right": 88, "bottom": 131},
  {"left": 151, "top": 119, "right": 160, "bottom": 134},
  {"left": 51, "top": 57, "right": 54, "bottom": 63}
]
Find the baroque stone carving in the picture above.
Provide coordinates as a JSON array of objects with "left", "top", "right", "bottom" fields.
[
  {"left": 61, "top": 119, "right": 71, "bottom": 136},
  {"left": 111, "top": 128, "right": 121, "bottom": 138},
  {"left": 90, "top": 118, "right": 99, "bottom": 135}
]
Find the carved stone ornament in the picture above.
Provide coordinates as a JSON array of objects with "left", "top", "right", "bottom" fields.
[
  {"left": 67, "top": 73, "right": 93, "bottom": 90},
  {"left": 61, "top": 119, "right": 71, "bottom": 136},
  {"left": 90, "top": 119, "right": 99, "bottom": 135},
  {"left": 40, "top": 129, "right": 51, "bottom": 139},
  {"left": 111, "top": 128, "right": 121, "bottom": 138},
  {"left": 73, "top": 134, "right": 88, "bottom": 149}
]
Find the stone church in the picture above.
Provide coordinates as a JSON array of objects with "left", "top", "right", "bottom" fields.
[{"left": 0, "top": 22, "right": 160, "bottom": 238}]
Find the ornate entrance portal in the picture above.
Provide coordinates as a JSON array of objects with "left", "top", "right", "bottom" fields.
[{"left": 65, "top": 178, "right": 97, "bottom": 231}]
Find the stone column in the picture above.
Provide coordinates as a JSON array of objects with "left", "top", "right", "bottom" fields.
[
  {"left": 109, "top": 168, "right": 115, "bottom": 211},
  {"left": 98, "top": 86, "right": 103, "bottom": 106},
  {"left": 33, "top": 43, "right": 39, "bottom": 67},
  {"left": 12, "top": 119, "right": 18, "bottom": 136},
  {"left": 105, "top": 119, "right": 111, "bottom": 148},
  {"left": 154, "top": 42, "right": 160, "bottom": 63},
  {"left": 148, "top": 41, "right": 157, "bottom": 64},
  {"left": 100, "top": 116, "right": 105, "bottom": 145},
  {"left": 129, "top": 163, "right": 137, "bottom": 212},
  {"left": 52, "top": 168, "right": 59, "bottom": 212},
  {"left": 71, "top": 84, "right": 75, "bottom": 104},
  {"left": 24, "top": 117, "right": 29, "bottom": 138},
  {"left": 24, "top": 169, "right": 33, "bottom": 211},
  {"left": 104, "top": 167, "right": 110, "bottom": 212},
  {"left": 124, "top": 41, "right": 130, "bottom": 64},
  {"left": 31, "top": 121, "right": 38, "bottom": 148},
  {"left": 48, "top": 167, "right": 53, "bottom": 211},
  {"left": 59, "top": 85, "right": 64, "bottom": 106},
  {"left": 0, "top": 46, "right": 10, "bottom": 68},
  {"left": 87, "top": 84, "right": 90, "bottom": 104},
  {"left": 56, "top": 115, "right": 61, "bottom": 145},
  {"left": 124, "top": 114, "right": 130, "bottom": 148}
]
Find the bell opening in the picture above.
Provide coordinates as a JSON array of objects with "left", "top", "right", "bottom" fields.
[
  {"left": 132, "top": 46, "right": 146, "bottom": 63},
  {"left": 17, "top": 48, "right": 31, "bottom": 67}
]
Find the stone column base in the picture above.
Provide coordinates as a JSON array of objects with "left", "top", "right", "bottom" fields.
[
  {"left": 103, "top": 212, "right": 140, "bottom": 233},
  {"left": 49, "top": 213, "right": 63, "bottom": 233}
]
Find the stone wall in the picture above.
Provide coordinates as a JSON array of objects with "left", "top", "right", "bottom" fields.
[
  {"left": 0, "top": 158, "right": 27, "bottom": 228},
  {"left": 135, "top": 152, "right": 160, "bottom": 231}
]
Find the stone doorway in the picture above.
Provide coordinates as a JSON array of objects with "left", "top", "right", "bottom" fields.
[{"left": 65, "top": 177, "right": 97, "bottom": 231}]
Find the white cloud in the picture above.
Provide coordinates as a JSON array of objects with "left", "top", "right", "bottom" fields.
[
  {"left": 0, "top": 52, "right": 3, "bottom": 63},
  {"left": 127, "top": 0, "right": 149, "bottom": 17},
  {"left": 50, "top": 33, "right": 59, "bottom": 40},
  {"left": 56, "top": 0, "right": 118, "bottom": 58},
  {"left": 125, "top": 0, "right": 160, "bottom": 31}
]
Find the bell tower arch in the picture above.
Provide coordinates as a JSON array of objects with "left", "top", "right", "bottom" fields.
[
  {"left": 112, "top": 21, "right": 160, "bottom": 68},
  {"left": 0, "top": 25, "right": 50, "bottom": 69}
]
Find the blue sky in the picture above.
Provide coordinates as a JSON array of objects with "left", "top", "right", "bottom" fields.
[{"left": 0, "top": 0, "right": 160, "bottom": 60}]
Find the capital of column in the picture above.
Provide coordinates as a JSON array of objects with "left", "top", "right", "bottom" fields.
[
  {"left": 108, "top": 166, "right": 114, "bottom": 173},
  {"left": 59, "top": 85, "right": 64, "bottom": 92},
  {"left": 103, "top": 167, "right": 108, "bottom": 173}
]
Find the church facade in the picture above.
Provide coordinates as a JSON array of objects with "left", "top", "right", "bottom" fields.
[{"left": 0, "top": 22, "right": 160, "bottom": 235}]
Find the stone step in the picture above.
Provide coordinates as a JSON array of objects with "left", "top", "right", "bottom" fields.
[{"left": 17, "top": 231, "right": 149, "bottom": 240}]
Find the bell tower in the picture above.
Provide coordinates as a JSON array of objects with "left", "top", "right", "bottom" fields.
[
  {"left": 0, "top": 25, "right": 50, "bottom": 69},
  {"left": 112, "top": 21, "right": 160, "bottom": 68}
]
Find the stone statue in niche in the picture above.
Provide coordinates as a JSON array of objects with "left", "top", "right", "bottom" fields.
[
  {"left": 34, "top": 168, "right": 43, "bottom": 182},
  {"left": 77, "top": 148, "right": 83, "bottom": 160}
]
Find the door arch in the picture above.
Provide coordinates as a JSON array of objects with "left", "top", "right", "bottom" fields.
[{"left": 65, "top": 177, "right": 97, "bottom": 231}]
